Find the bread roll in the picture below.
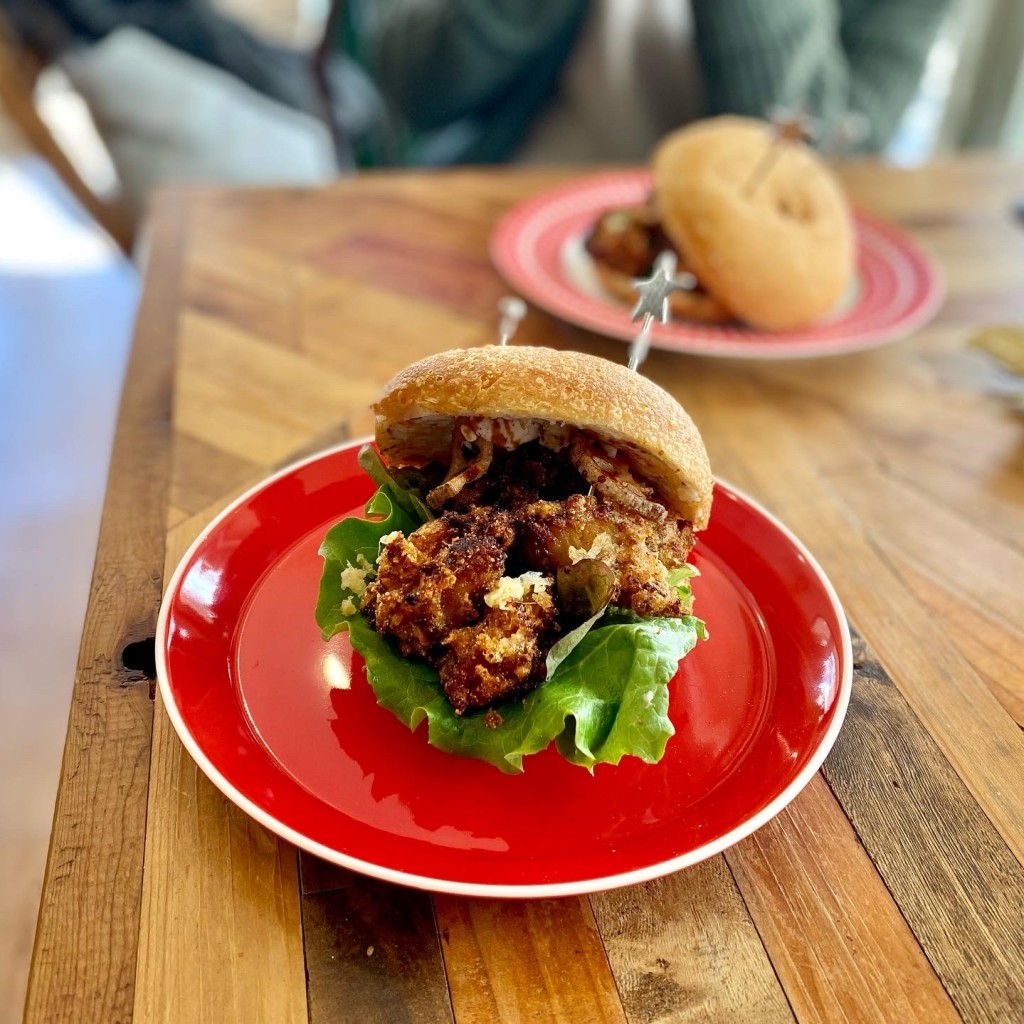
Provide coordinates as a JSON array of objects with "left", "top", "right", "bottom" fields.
[
  {"left": 374, "top": 346, "right": 713, "bottom": 528},
  {"left": 652, "top": 116, "right": 854, "bottom": 331}
]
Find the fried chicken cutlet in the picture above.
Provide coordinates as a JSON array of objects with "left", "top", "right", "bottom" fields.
[
  {"left": 362, "top": 508, "right": 514, "bottom": 660},
  {"left": 584, "top": 198, "right": 676, "bottom": 278},
  {"left": 517, "top": 494, "right": 695, "bottom": 619},
  {"left": 361, "top": 437, "right": 697, "bottom": 715}
]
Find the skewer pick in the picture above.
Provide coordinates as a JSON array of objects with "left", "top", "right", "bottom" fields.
[
  {"left": 497, "top": 296, "right": 527, "bottom": 346},
  {"left": 744, "top": 106, "right": 816, "bottom": 197},
  {"left": 628, "top": 252, "right": 695, "bottom": 371}
]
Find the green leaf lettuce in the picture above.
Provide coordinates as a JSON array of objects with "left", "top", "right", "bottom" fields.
[
  {"left": 316, "top": 486, "right": 707, "bottom": 773},
  {"left": 316, "top": 486, "right": 420, "bottom": 640}
]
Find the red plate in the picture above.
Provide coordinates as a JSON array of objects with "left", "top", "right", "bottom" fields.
[
  {"left": 157, "top": 441, "right": 851, "bottom": 897},
  {"left": 491, "top": 170, "right": 943, "bottom": 358}
]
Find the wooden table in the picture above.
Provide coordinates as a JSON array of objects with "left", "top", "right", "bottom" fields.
[{"left": 25, "top": 160, "right": 1024, "bottom": 1023}]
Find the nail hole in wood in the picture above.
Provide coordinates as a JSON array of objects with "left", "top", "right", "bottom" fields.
[{"left": 120, "top": 637, "right": 157, "bottom": 682}]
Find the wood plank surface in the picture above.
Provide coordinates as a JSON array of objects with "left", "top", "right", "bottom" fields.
[
  {"left": 592, "top": 860, "right": 794, "bottom": 1024},
  {"left": 29, "top": 161, "right": 1024, "bottom": 1023},
  {"left": 674, "top": 361, "right": 1024, "bottom": 868},
  {"left": 297, "top": 854, "right": 454, "bottom": 1023},
  {"left": 129, "top": 489, "right": 308, "bottom": 1022},
  {"left": 302, "top": 881, "right": 453, "bottom": 1024},
  {"left": 894, "top": 558, "right": 1024, "bottom": 726},
  {"left": 727, "top": 775, "right": 961, "bottom": 1024},
  {"left": 434, "top": 896, "right": 628, "bottom": 1024},
  {"left": 299, "top": 852, "right": 360, "bottom": 895},
  {"left": 124, "top": 184, "right": 480, "bottom": 1022},
  {"left": 132, "top": 704, "right": 307, "bottom": 1024},
  {"left": 142, "top": 165, "right": 1024, "bottom": 1024},
  {"left": 23, "top": 191, "right": 182, "bottom": 1024},
  {"left": 822, "top": 635, "right": 1024, "bottom": 1023}
]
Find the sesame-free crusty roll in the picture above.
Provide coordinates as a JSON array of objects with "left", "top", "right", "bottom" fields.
[
  {"left": 373, "top": 345, "right": 713, "bottom": 529},
  {"left": 652, "top": 116, "right": 854, "bottom": 331}
]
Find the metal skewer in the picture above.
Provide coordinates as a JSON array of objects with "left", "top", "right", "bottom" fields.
[
  {"left": 497, "top": 296, "right": 527, "bottom": 346},
  {"left": 628, "top": 251, "right": 695, "bottom": 371},
  {"left": 744, "top": 106, "right": 816, "bottom": 197}
]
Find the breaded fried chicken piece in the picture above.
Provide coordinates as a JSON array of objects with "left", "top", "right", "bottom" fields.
[
  {"left": 516, "top": 494, "right": 695, "bottom": 618},
  {"left": 585, "top": 201, "right": 676, "bottom": 278},
  {"left": 363, "top": 508, "right": 513, "bottom": 658},
  {"left": 439, "top": 590, "right": 557, "bottom": 712}
]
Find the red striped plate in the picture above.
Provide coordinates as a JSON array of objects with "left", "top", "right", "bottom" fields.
[{"left": 491, "top": 170, "right": 943, "bottom": 359}]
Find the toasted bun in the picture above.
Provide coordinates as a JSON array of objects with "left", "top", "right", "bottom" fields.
[
  {"left": 374, "top": 346, "right": 713, "bottom": 529},
  {"left": 652, "top": 116, "right": 854, "bottom": 331},
  {"left": 591, "top": 260, "right": 734, "bottom": 325}
]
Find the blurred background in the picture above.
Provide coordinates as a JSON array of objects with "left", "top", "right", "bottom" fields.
[{"left": 1, "top": 0, "right": 1022, "bottom": 1018}]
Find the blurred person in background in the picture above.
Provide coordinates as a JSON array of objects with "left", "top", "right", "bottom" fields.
[
  {"left": 1, "top": 0, "right": 954, "bottom": 204},
  {"left": 0, "top": 0, "right": 383, "bottom": 213},
  {"left": 338, "top": 0, "right": 955, "bottom": 167},
  {"left": 1, "top": 0, "right": 347, "bottom": 137}
]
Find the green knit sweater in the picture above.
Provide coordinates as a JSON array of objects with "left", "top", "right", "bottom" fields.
[{"left": 341, "top": 0, "right": 952, "bottom": 166}]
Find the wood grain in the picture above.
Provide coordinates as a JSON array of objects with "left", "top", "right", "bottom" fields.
[
  {"left": 726, "top": 775, "right": 961, "bottom": 1024},
  {"left": 175, "top": 309, "right": 362, "bottom": 464},
  {"left": 705, "top": 351, "right": 1024, "bottom": 725},
  {"left": 299, "top": 272, "right": 487, "bottom": 374},
  {"left": 894, "top": 557, "right": 1024, "bottom": 725},
  {"left": 677, "top": 364, "right": 1024, "bottom": 868},
  {"left": 592, "top": 859, "right": 794, "bottom": 1024},
  {"left": 298, "top": 851, "right": 361, "bottom": 896},
  {"left": 298, "top": 855, "right": 455, "bottom": 1024},
  {"left": 167, "top": 433, "right": 258, "bottom": 519},
  {"left": 823, "top": 635, "right": 1024, "bottom": 1023},
  {"left": 302, "top": 881, "right": 453, "bottom": 1024},
  {"left": 132, "top": 711, "right": 307, "bottom": 1024},
  {"left": 130, "top": 501, "right": 308, "bottom": 1024},
  {"left": 28, "top": 161, "right": 1024, "bottom": 1023},
  {"left": 434, "top": 896, "right": 628, "bottom": 1024},
  {"left": 23, "top": 191, "right": 181, "bottom": 1024}
]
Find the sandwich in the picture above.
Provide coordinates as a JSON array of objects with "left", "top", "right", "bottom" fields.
[
  {"left": 586, "top": 116, "right": 855, "bottom": 331},
  {"left": 316, "top": 346, "right": 712, "bottom": 773}
]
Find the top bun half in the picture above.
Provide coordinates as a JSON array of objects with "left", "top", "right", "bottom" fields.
[
  {"left": 652, "top": 116, "right": 854, "bottom": 331},
  {"left": 373, "top": 346, "right": 713, "bottom": 529}
]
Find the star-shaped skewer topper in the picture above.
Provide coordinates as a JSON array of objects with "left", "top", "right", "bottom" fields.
[
  {"left": 627, "top": 252, "right": 696, "bottom": 370},
  {"left": 768, "top": 105, "right": 816, "bottom": 145},
  {"left": 630, "top": 251, "right": 688, "bottom": 325}
]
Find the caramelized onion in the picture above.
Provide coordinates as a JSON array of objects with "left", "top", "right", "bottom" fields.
[
  {"left": 570, "top": 437, "right": 667, "bottom": 521},
  {"left": 427, "top": 436, "right": 494, "bottom": 509}
]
